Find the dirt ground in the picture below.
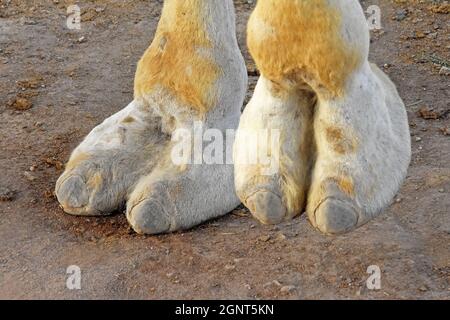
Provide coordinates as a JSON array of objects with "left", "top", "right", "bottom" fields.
[{"left": 0, "top": 0, "right": 449, "bottom": 299}]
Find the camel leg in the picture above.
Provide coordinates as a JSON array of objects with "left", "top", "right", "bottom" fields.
[
  {"left": 125, "top": 0, "right": 247, "bottom": 234},
  {"left": 236, "top": 0, "right": 411, "bottom": 234},
  {"left": 56, "top": 0, "right": 247, "bottom": 228}
]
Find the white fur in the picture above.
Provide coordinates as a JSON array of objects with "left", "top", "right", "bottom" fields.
[
  {"left": 307, "top": 62, "right": 411, "bottom": 230},
  {"left": 55, "top": 99, "right": 167, "bottom": 215},
  {"left": 234, "top": 77, "right": 315, "bottom": 224}
]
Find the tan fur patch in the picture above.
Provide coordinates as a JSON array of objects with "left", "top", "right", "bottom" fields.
[
  {"left": 247, "top": 0, "right": 362, "bottom": 97},
  {"left": 336, "top": 176, "right": 355, "bottom": 197},
  {"left": 308, "top": 176, "right": 355, "bottom": 218},
  {"left": 66, "top": 152, "right": 89, "bottom": 171},
  {"left": 122, "top": 116, "right": 135, "bottom": 124},
  {"left": 87, "top": 172, "right": 103, "bottom": 190},
  {"left": 134, "top": 0, "right": 220, "bottom": 114},
  {"left": 325, "top": 126, "right": 357, "bottom": 154}
]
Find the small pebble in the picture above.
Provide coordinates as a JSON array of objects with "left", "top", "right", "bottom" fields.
[
  {"left": 258, "top": 235, "right": 271, "bottom": 242},
  {"left": 224, "top": 264, "right": 236, "bottom": 271},
  {"left": 24, "top": 171, "right": 37, "bottom": 182},
  {"left": 276, "top": 233, "right": 287, "bottom": 241},
  {"left": 280, "top": 285, "right": 296, "bottom": 294}
]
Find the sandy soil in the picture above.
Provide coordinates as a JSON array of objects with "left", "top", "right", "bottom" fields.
[{"left": 0, "top": 0, "right": 449, "bottom": 299}]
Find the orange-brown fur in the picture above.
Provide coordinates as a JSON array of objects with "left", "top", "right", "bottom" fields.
[
  {"left": 325, "top": 126, "right": 357, "bottom": 155},
  {"left": 87, "top": 172, "right": 103, "bottom": 190},
  {"left": 309, "top": 176, "right": 355, "bottom": 214},
  {"left": 121, "top": 116, "right": 136, "bottom": 124},
  {"left": 335, "top": 176, "right": 355, "bottom": 197},
  {"left": 134, "top": 0, "right": 220, "bottom": 114},
  {"left": 247, "top": 0, "right": 362, "bottom": 97},
  {"left": 66, "top": 152, "right": 90, "bottom": 171}
]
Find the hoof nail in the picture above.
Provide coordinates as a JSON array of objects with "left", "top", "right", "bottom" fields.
[
  {"left": 315, "top": 198, "right": 358, "bottom": 235},
  {"left": 127, "top": 199, "right": 170, "bottom": 235},
  {"left": 56, "top": 175, "right": 89, "bottom": 211},
  {"left": 246, "top": 191, "right": 286, "bottom": 225}
]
